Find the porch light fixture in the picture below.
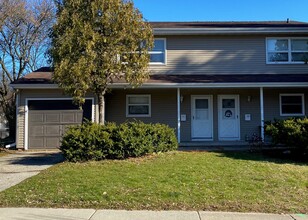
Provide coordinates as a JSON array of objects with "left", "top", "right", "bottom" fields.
[
  {"left": 247, "top": 96, "right": 251, "bottom": 102},
  {"left": 180, "top": 95, "right": 184, "bottom": 103}
]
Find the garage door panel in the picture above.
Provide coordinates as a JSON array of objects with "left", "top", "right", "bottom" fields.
[
  {"left": 62, "top": 113, "right": 76, "bottom": 123},
  {"left": 46, "top": 137, "right": 61, "bottom": 149},
  {"left": 29, "top": 138, "right": 44, "bottom": 148},
  {"left": 45, "top": 113, "right": 61, "bottom": 123},
  {"left": 29, "top": 125, "right": 44, "bottom": 136},
  {"left": 45, "top": 125, "right": 61, "bottom": 136},
  {"left": 29, "top": 114, "right": 44, "bottom": 123}
]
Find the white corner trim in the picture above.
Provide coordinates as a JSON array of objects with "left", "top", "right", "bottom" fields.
[
  {"left": 24, "top": 97, "right": 95, "bottom": 150},
  {"left": 177, "top": 88, "right": 181, "bottom": 143}
]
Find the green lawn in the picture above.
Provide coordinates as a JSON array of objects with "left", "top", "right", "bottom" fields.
[{"left": 0, "top": 151, "right": 307, "bottom": 213}]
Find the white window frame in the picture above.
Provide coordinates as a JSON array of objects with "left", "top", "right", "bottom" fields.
[
  {"left": 279, "top": 94, "right": 305, "bottom": 116},
  {"left": 149, "top": 38, "right": 167, "bottom": 65},
  {"left": 266, "top": 37, "right": 308, "bottom": 64},
  {"left": 126, "top": 94, "right": 151, "bottom": 117}
]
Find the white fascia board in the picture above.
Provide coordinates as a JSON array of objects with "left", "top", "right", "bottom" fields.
[
  {"left": 109, "top": 82, "right": 308, "bottom": 89},
  {"left": 10, "top": 84, "right": 59, "bottom": 89},
  {"left": 153, "top": 28, "right": 308, "bottom": 35}
]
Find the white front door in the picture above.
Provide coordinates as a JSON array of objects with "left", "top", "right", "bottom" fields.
[
  {"left": 191, "top": 96, "right": 213, "bottom": 140},
  {"left": 218, "top": 95, "right": 240, "bottom": 140}
]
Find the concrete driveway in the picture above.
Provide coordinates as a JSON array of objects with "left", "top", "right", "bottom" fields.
[{"left": 0, "top": 151, "right": 64, "bottom": 192}]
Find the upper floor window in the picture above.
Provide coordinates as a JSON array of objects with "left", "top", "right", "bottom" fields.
[
  {"left": 267, "top": 38, "right": 308, "bottom": 64},
  {"left": 149, "top": 39, "right": 166, "bottom": 65},
  {"left": 280, "top": 94, "right": 305, "bottom": 116}
]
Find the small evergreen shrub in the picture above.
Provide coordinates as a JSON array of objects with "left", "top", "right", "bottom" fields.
[
  {"left": 265, "top": 117, "right": 308, "bottom": 151},
  {"left": 61, "top": 121, "right": 178, "bottom": 162}
]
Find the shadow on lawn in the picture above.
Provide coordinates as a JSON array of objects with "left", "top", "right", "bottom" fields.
[{"left": 217, "top": 149, "right": 308, "bottom": 166}]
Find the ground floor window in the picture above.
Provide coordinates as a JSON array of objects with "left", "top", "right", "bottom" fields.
[
  {"left": 126, "top": 95, "right": 151, "bottom": 117},
  {"left": 280, "top": 94, "right": 305, "bottom": 116}
]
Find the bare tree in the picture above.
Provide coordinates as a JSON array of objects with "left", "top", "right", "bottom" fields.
[{"left": 0, "top": 0, "right": 55, "bottom": 139}]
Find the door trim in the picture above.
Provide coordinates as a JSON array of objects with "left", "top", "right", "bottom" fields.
[
  {"left": 218, "top": 95, "right": 240, "bottom": 141},
  {"left": 24, "top": 97, "right": 95, "bottom": 150},
  {"left": 191, "top": 95, "right": 213, "bottom": 141}
]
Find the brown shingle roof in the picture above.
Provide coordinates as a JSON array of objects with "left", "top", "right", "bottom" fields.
[
  {"left": 11, "top": 67, "right": 308, "bottom": 85},
  {"left": 150, "top": 21, "right": 308, "bottom": 28}
]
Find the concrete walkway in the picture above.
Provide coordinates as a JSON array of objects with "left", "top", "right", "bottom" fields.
[
  {"left": 0, "top": 208, "right": 307, "bottom": 220},
  {"left": 0, "top": 151, "right": 63, "bottom": 192}
]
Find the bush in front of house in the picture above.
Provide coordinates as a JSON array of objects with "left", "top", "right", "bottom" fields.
[
  {"left": 60, "top": 121, "right": 178, "bottom": 162},
  {"left": 265, "top": 117, "right": 308, "bottom": 151}
]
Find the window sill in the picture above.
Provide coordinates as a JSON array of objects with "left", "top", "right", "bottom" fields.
[
  {"left": 280, "top": 114, "right": 305, "bottom": 117},
  {"left": 126, "top": 115, "right": 151, "bottom": 118}
]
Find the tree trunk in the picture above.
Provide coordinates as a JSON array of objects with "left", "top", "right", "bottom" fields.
[{"left": 97, "top": 92, "right": 105, "bottom": 125}]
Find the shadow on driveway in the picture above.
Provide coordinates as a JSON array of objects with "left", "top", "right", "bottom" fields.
[{"left": 8, "top": 152, "right": 64, "bottom": 166}]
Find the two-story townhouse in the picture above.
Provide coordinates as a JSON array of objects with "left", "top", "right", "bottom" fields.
[{"left": 11, "top": 21, "right": 308, "bottom": 150}]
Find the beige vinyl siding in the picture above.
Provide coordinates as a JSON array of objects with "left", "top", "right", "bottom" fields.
[
  {"left": 16, "top": 89, "right": 97, "bottom": 149},
  {"left": 264, "top": 88, "right": 308, "bottom": 121},
  {"left": 150, "top": 35, "right": 308, "bottom": 75},
  {"left": 105, "top": 89, "right": 178, "bottom": 130}
]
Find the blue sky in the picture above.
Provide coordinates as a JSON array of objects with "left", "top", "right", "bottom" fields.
[{"left": 133, "top": 0, "right": 308, "bottom": 22}]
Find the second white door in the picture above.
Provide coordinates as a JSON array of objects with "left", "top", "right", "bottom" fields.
[{"left": 218, "top": 95, "right": 240, "bottom": 140}]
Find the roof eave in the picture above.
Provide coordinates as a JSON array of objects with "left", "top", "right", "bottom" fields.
[
  {"left": 153, "top": 27, "right": 308, "bottom": 35},
  {"left": 11, "top": 82, "right": 308, "bottom": 89},
  {"left": 110, "top": 82, "right": 308, "bottom": 88},
  {"left": 11, "top": 84, "right": 58, "bottom": 89}
]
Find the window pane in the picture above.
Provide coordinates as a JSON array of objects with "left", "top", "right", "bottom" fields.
[
  {"left": 128, "top": 96, "right": 149, "bottom": 104},
  {"left": 150, "top": 54, "right": 164, "bottom": 63},
  {"left": 267, "top": 39, "right": 288, "bottom": 51},
  {"left": 196, "top": 99, "right": 208, "bottom": 109},
  {"left": 222, "top": 99, "right": 235, "bottom": 108},
  {"left": 291, "top": 52, "right": 308, "bottom": 62},
  {"left": 153, "top": 40, "right": 165, "bottom": 51},
  {"left": 291, "top": 39, "right": 308, "bottom": 51},
  {"left": 281, "top": 96, "right": 302, "bottom": 104},
  {"left": 129, "top": 106, "right": 149, "bottom": 115},
  {"left": 282, "top": 105, "right": 303, "bottom": 114},
  {"left": 281, "top": 95, "right": 303, "bottom": 115},
  {"left": 268, "top": 52, "right": 288, "bottom": 62}
]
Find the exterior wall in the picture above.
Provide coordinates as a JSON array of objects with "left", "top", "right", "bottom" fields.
[
  {"left": 105, "top": 89, "right": 178, "bottom": 130},
  {"left": 17, "top": 87, "right": 308, "bottom": 149},
  {"left": 180, "top": 88, "right": 261, "bottom": 142},
  {"left": 16, "top": 89, "right": 97, "bottom": 149},
  {"left": 106, "top": 88, "right": 262, "bottom": 142},
  {"left": 106, "top": 87, "right": 308, "bottom": 143},
  {"left": 150, "top": 35, "right": 308, "bottom": 75},
  {"left": 264, "top": 88, "right": 308, "bottom": 121}
]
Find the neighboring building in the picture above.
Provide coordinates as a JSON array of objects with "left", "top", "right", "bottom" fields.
[{"left": 11, "top": 21, "right": 308, "bottom": 150}]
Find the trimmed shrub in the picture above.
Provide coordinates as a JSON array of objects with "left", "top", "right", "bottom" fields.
[
  {"left": 60, "top": 121, "right": 178, "bottom": 162},
  {"left": 265, "top": 117, "right": 308, "bottom": 151}
]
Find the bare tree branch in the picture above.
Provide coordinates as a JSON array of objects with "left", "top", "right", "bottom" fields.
[{"left": 0, "top": 0, "right": 56, "bottom": 139}]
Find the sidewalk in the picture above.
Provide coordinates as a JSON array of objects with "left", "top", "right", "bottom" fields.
[{"left": 0, "top": 208, "right": 307, "bottom": 220}]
